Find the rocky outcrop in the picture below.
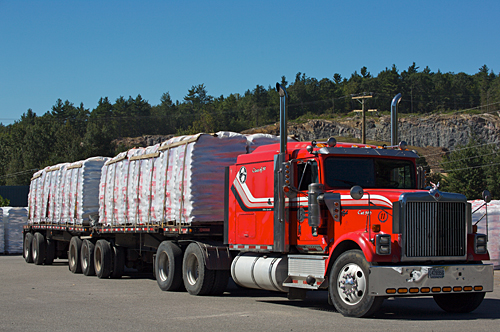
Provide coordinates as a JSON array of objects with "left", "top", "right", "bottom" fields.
[{"left": 244, "top": 113, "right": 500, "bottom": 150}]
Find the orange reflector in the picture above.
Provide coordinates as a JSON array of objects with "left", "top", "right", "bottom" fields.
[
  {"left": 372, "top": 224, "right": 381, "bottom": 232},
  {"left": 386, "top": 288, "right": 396, "bottom": 294},
  {"left": 432, "top": 287, "right": 441, "bottom": 292},
  {"left": 420, "top": 287, "right": 430, "bottom": 293},
  {"left": 464, "top": 286, "right": 473, "bottom": 291},
  {"left": 283, "top": 186, "right": 290, "bottom": 193},
  {"left": 443, "top": 287, "right": 452, "bottom": 292},
  {"left": 409, "top": 288, "right": 419, "bottom": 293},
  {"left": 453, "top": 287, "right": 462, "bottom": 292},
  {"left": 474, "top": 286, "right": 483, "bottom": 291},
  {"left": 397, "top": 288, "right": 408, "bottom": 294}
]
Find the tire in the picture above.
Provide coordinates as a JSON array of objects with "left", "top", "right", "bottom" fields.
[
  {"left": 210, "top": 270, "right": 230, "bottom": 295},
  {"left": 24, "top": 233, "right": 34, "bottom": 263},
  {"left": 433, "top": 292, "right": 486, "bottom": 313},
  {"left": 329, "top": 249, "right": 383, "bottom": 317},
  {"left": 81, "top": 240, "right": 95, "bottom": 276},
  {"left": 68, "top": 237, "right": 83, "bottom": 274},
  {"left": 94, "top": 239, "right": 112, "bottom": 279},
  {"left": 111, "top": 245, "right": 125, "bottom": 279},
  {"left": 155, "top": 241, "right": 184, "bottom": 291},
  {"left": 182, "top": 243, "right": 215, "bottom": 295},
  {"left": 45, "top": 239, "right": 56, "bottom": 265},
  {"left": 32, "top": 232, "right": 46, "bottom": 266}
]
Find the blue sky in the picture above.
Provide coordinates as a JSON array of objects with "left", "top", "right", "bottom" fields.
[{"left": 1, "top": 0, "right": 498, "bottom": 125}]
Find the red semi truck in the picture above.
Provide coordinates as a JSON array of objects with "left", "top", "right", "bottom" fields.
[{"left": 23, "top": 84, "right": 493, "bottom": 317}]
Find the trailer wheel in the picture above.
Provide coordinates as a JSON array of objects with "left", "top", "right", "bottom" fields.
[
  {"left": 24, "top": 233, "right": 34, "bottom": 263},
  {"left": 32, "top": 232, "right": 46, "bottom": 266},
  {"left": 81, "top": 240, "right": 95, "bottom": 276},
  {"left": 111, "top": 245, "right": 125, "bottom": 279},
  {"left": 329, "top": 250, "right": 383, "bottom": 317},
  {"left": 182, "top": 243, "right": 215, "bottom": 295},
  {"left": 433, "top": 292, "right": 485, "bottom": 313},
  {"left": 156, "top": 241, "right": 184, "bottom": 291},
  {"left": 68, "top": 237, "right": 83, "bottom": 273},
  {"left": 210, "top": 270, "right": 229, "bottom": 295},
  {"left": 95, "top": 239, "right": 112, "bottom": 279},
  {"left": 45, "top": 239, "right": 56, "bottom": 265}
]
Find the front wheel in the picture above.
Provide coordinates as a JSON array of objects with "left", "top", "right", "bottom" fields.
[
  {"left": 433, "top": 292, "right": 485, "bottom": 313},
  {"left": 329, "top": 249, "right": 383, "bottom": 317}
]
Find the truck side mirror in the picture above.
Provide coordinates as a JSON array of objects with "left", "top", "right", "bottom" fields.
[{"left": 482, "top": 190, "right": 491, "bottom": 203}]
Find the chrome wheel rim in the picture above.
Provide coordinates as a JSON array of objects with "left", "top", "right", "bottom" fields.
[{"left": 336, "top": 263, "right": 367, "bottom": 306}]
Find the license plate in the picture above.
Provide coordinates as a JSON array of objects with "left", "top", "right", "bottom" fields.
[{"left": 428, "top": 267, "right": 445, "bottom": 279}]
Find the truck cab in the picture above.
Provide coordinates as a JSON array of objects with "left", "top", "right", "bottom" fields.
[{"left": 226, "top": 138, "right": 493, "bottom": 317}]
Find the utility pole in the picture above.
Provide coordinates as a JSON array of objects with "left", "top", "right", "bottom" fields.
[{"left": 352, "top": 94, "right": 373, "bottom": 144}]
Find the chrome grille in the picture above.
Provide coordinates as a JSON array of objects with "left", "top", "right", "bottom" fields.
[{"left": 403, "top": 201, "right": 466, "bottom": 259}]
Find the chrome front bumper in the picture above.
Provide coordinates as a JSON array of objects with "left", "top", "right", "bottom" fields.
[{"left": 369, "top": 264, "right": 493, "bottom": 296}]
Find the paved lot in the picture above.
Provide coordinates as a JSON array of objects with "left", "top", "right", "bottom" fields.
[{"left": 1, "top": 255, "right": 500, "bottom": 332}]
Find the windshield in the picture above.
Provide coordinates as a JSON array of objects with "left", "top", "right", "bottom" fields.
[{"left": 324, "top": 157, "right": 415, "bottom": 189}]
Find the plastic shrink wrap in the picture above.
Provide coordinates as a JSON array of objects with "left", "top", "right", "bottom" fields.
[
  {"left": 99, "top": 132, "right": 251, "bottom": 226},
  {"left": 3, "top": 207, "right": 28, "bottom": 254},
  {"left": 28, "top": 157, "right": 109, "bottom": 226},
  {"left": 471, "top": 200, "right": 500, "bottom": 269}
]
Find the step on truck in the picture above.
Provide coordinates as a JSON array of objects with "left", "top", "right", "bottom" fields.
[{"left": 23, "top": 83, "right": 494, "bottom": 317}]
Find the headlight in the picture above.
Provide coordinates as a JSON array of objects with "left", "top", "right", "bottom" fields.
[
  {"left": 474, "top": 234, "right": 487, "bottom": 254},
  {"left": 376, "top": 234, "right": 392, "bottom": 255}
]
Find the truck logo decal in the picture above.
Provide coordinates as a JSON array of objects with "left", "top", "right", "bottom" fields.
[
  {"left": 238, "top": 166, "right": 247, "bottom": 184},
  {"left": 378, "top": 210, "right": 389, "bottom": 222}
]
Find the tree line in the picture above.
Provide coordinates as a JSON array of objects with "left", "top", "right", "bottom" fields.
[{"left": 0, "top": 63, "right": 499, "bottom": 194}]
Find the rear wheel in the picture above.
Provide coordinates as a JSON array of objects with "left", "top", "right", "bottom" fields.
[
  {"left": 182, "top": 243, "right": 215, "bottom": 295},
  {"left": 329, "top": 250, "right": 383, "bottom": 317},
  {"left": 81, "top": 240, "right": 95, "bottom": 276},
  {"left": 24, "top": 233, "right": 34, "bottom": 263},
  {"left": 95, "top": 239, "right": 112, "bottom": 279},
  {"left": 45, "top": 239, "right": 56, "bottom": 265},
  {"left": 433, "top": 292, "right": 485, "bottom": 313},
  {"left": 68, "top": 237, "right": 83, "bottom": 273},
  {"left": 210, "top": 270, "right": 230, "bottom": 295},
  {"left": 111, "top": 245, "right": 125, "bottom": 279},
  {"left": 155, "top": 241, "right": 184, "bottom": 291},
  {"left": 32, "top": 232, "right": 46, "bottom": 266}
]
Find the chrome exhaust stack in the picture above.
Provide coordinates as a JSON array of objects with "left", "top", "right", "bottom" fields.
[
  {"left": 277, "top": 83, "right": 288, "bottom": 155},
  {"left": 391, "top": 93, "right": 402, "bottom": 146},
  {"left": 273, "top": 83, "right": 289, "bottom": 252}
]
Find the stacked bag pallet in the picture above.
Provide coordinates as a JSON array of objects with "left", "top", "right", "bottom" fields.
[
  {"left": 28, "top": 157, "right": 109, "bottom": 226},
  {"left": 2, "top": 207, "right": 28, "bottom": 254},
  {"left": 99, "top": 132, "right": 250, "bottom": 226},
  {"left": 471, "top": 199, "right": 500, "bottom": 269}
]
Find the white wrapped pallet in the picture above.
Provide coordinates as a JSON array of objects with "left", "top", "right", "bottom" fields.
[
  {"left": 46, "top": 163, "right": 68, "bottom": 223},
  {"left": 0, "top": 209, "right": 3, "bottom": 253},
  {"left": 471, "top": 199, "right": 500, "bottom": 269},
  {"left": 3, "top": 207, "right": 28, "bottom": 254},
  {"left": 28, "top": 169, "right": 44, "bottom": 224},
  {"left": 158, "top": 132, "right": 248, "bottom": 224},
  {"left": 28, "top": 157, "right": 108, "bottom": 226}
]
